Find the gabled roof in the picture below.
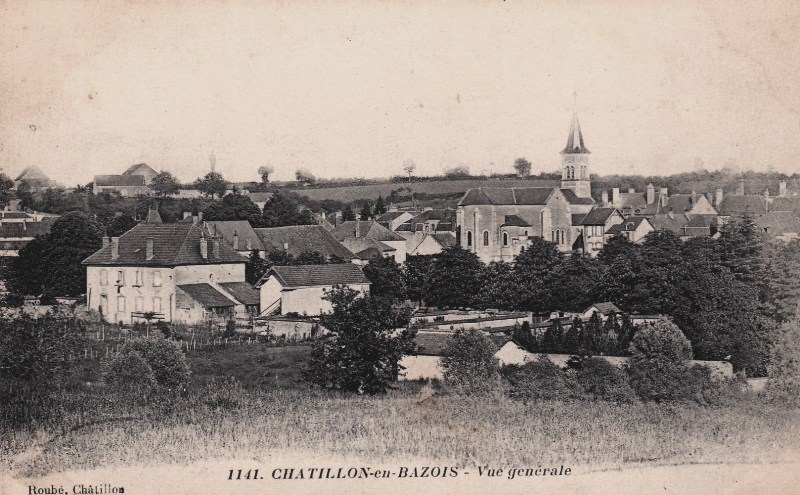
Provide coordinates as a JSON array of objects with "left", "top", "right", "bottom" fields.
[
  {"left": 754, "top": 211, "right": 800, "bottom": 236},
  {"left": 376, "top": 211, "right": 411, "bottom": 222},
  {"left": 560, "top": 189, "right": 595, "bottom": 205},
  {"left": 606, "top": 216, "right": 651, "bottom": 234},
  {"left": 254, "top": 225, "right": 356, "bottom": 260},
  {"left": 657, "top": 194, "right": 715, "bottom": 215},
  {"left": 717, "top": 195, "right": 768, "bottom": 216},
  {"left": 0, "top": 219, "right": 54, "bottom": 239},
  {"left": 15, "top": 166, "right": 49, "bottom": 182},
  {"left": 571, "top": 213, "right": 586, "bottom": 226},
  {"left": 586, "top": 302, "right": 621, "bottom": 315},
  {"left": 459, "top": 187, "right": 555, "bottom": 206},
  {"left": 94, "top": 175, "right": 146, "bottom": 187},
  {"left": 650, "top": 213, "right": 691, "bottom": 234},
  {"left": 771, "top": 197, "right": 800, "bottom": 215},
  {"left": 82, "top": 223, "right": 248, "bottom": 266},
  {"left": 261, "top": 264, "right": 370, "bottom": 288},
  {"left": 122, "top": 163, "right": 157, "bottom": 177},
  {"left": 617, "top": 192, "right": 647, "bottom": 209},
  {"left": 562, "top": 112, "right": 590, "bottom": 154},
  {"left": 580, "top": 207, "right": 620, "bottom": 225},
  {"left": 177, "top": 283, "right": 236, "bottom": 308},
  {"left": 341, "top": 237, "right": 395, "bottom": 259},
  {"left": 219, "top": 282, "right": 260, "bottom": 306},
  {"left": 205, "top": 220, "right": 264, "bottom": 251},
  {"left": 429, "top": 233, "right": 457, "bottom": 248},
  {"left": 501, "top": 214, "right": 531, "bottom": 227},
  {"left": 332, "top": 220, "right": 405, "bottom": 242},
  {"left": 248, "top": 192, "right": 274, "bottom": 204}
]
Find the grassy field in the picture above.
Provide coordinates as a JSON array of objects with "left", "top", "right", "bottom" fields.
[{"left": 3, "top": 343, "right": 800, "bottom": 479}]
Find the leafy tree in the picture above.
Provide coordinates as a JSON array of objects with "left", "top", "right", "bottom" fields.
[
  {"left": 303, "top": 287, "right": 415, "bottom": 394},
  {"left": 8, "top": 212, "right": 102, "bottom": 297},
  {"left": 477, "top": 261, "right": 516, "bottom": 310},
  {"left": 596, "top": 233, "right": 636, "bottom": 265},
  {"left": 262, "top": 192, "right": 316, "bottom": 227},
  {"left": 0, "top": 313, "right": 79, "bottom": 383},
  {"left": 119, "top": 337, "right": 191, "bottom": 388},
  {"left": 363, "top": 257, "right": 407, "bottom": 303},
  {"left": 194, "top": 171, "right": 228, "bottom": 199},
  {"left": 150, "top": 171, "right": 180, "bottom": 197},
  {"left": 0, "top": 172, "right": 14, "bottom": 209},
  {"left": 15, "top": 181, "right": 35, "bottom": 210},
  {"left": 575, "top": 357, "right": 637, "bottom": 403},
  {"left": 245, "top": 249, "right": 269, "bottom": 284},
  {"left": 341, "top": 204, "right": 356, "bottom": 222},
  {"left": 203, "top": 192, "right": 262, "bottom": 224},
  {"left": 762, "top": 239, "right": 800, "bottom": 323},
  {"left": 359, "top": 202, "right": 373, "bottom": 220},
  {"left": 548, "top": 253, "right": 604, "bottom": 312},
  {"left": 403, "top": 255, "right": 435, "bottom": 304},
  {"left": 102, "top": 350, "right": 157, "bottom": 392},
  {"left": 374, "top": 195, "right": 387, "bottom": 215},
  {"left": 717, "top": 214, "right": 767, "bottom": 287},
  {"left": 106, "top": 214, "right": 137, "bottom": 237},
  {"left": 502, "top": 356, "right": 582, "bottom": 401},
  {"left": 764, "top": 318, "right": 800, "bottom": 406},
  {"left": 440, "top": 329, "right": 501, "bottom": 394},
  {"left": 513, "top": 157, "right": 532, "bottom": 177},
  {"left": 627, "top": 318, "right": 693, "bottom": 401},
  {"left": 424, "top": 245, "right": 484, "bottom": 308},
  {"left": 295, "top": 169, "right": 316, "bottom": 185},
  {"left": 511, "top": 237, "right": 562, "bottom": 312},
  {"left": 294, "top": 251, "right": 328, "bottom": 265},
  {"left": 257, "top": 165, "right": 274, "bottom": 185}
]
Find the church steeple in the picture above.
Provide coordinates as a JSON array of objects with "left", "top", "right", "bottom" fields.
[
  {"left": 562, "top": 112, "right": 590, "bottom": 154},
  {"left": 560, "top": 108, "right": 592, "bottom": 199}
]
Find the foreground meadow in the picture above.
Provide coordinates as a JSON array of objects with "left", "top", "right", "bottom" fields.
[{"left": 2, "top": 344, "right": 800, "bottom": 479}]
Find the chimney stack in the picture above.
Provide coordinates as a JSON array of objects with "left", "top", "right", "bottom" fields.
[
  {"left": 628, "top": 188, "right": 635, "bottom": 194},
  {"left": 612, "top": 188, "right": 620, "bottom": 207},
  {"left": 212, "top": 238, "right": 220, "bottom": 259},
  {"left": 715, "top": 188, "right": 724, "bottom": 207},
  {"left": 646, "top": 184, "right": 655, "bottom": 205},
  {"left": 691, "top": 191, "right": 697, "bottom": 205},
  {"left": 283, "top": 242, "right": 289, "bottom": 252},
  {"left": 183, "top": 211, "right": 192, "bottom": 220},
  {"left": 199, "top": 235, "right": 208, "bottom": 260},
  {"left": 146, "top": 237, "right": 154, "bottom": 260},
  {"left": 355, "top": 221, "right": 361, "bottom": 238},
  {"left": 111, "top": 237, "right": 120, "bottom": 260},
  {"left": 102, "top": 236, "right": 110, "bottom": 248},
  {"left": 601, "top": 191, "right": 609, "bottom": 206},
  {"left": 198, "top": 212, "right": 203, "bottom": 222},
  {"left": 779, "top": 181, "right": 788, "bottom": 197},
  {"left": 233, "top": 231, "right": 239, "bottom": 251},
  {"left": 737, "top": 178, "right": 745, "bottom": 195}
]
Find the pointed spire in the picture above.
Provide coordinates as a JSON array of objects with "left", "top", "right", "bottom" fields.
[{"left": 562, "top": 112, "right": 590, "bottom": 154}]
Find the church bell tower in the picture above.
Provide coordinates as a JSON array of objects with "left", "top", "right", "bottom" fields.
[{"left": 560, "top": 112, "right": 592, "bottom": 199}]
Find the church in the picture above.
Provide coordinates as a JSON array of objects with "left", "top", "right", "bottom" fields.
[{"left": 456, "top": 112, "right": 596, "bottom": 263}]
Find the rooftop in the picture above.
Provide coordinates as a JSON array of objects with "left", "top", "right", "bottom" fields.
[
  {"left": 254, "top": 225, "right": 356, "bottom": 260},
  {"left": 260, "top": 263, "right": 370, "bottom": 288},
  {"left": 178, "top": 283, "right": 236, "bottom": 308}
]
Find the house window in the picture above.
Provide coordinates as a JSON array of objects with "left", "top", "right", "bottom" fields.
[
  {"left": 153, "top": 297, "right": 162, "bottom": 313},
  {"left": 524, "top": 230, "right": 528, "bottom": 236},
  {"left": 135, "top": 296, "right": 143, "bottom": 312},
  {"left": 100, "top": 269, "right": 108, "bottom": 286},
  {"left": 555, "top": 230, "right": 560, "bottom": 244},
  {"left": 483, "top": 231, "right": 490, "bottom": 246},
  {"left": 117, "top": 295, "right": 126, "bottom": 313},
  {"left": 135, "top": 270, "right": 143, "bottom": 286},
  {"left": 466, "top": 231, "right": 472, "bottom": 247},
  {"left": 153, "top": 270, "right": 162, "bottom": 287},
  {"left": 116, "top": 270, "right": 125, "bottom": 286},
  {"left": 100, "top": 295, "right": 108, "bottom": 315},
  {"left": 502, "top": 232, "right": 509, "bottom": 246}
]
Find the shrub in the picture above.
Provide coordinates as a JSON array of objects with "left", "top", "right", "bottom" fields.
[
  {"left": 3, "top": 292, "right": 24, "bottom": 308},
  {"left": 502, "top": 356, "right": 582, "bottom": 401},
  {"left": 101, "top": 350, "right": 157, "bottom": 391},
  {"left": 120, "top": 337, "right": 191, "bottom": 388},
  {"left": 440, "top": 329, "right": 501, "bottom": 395},
  {"left": 680, "top": 364, "right": 750, "bottom": 406},
  {"left": 764, "top": 319, "right": 800, "bottom": 406},
  {"left": 627, "top": 319, "right": 693, "bottom": 402},
  {"left": 575, "top": 357, "right": 637, "bottom": 403}
]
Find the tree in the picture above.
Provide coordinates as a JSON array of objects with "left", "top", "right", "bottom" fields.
[
  {"left": 117, "top": 337, "right": 191, "bottom": 388},
  {"left": 257, "top": 165, "right": 274, "bottom": 185},
  {"left": 596, "top": 233, "right": 636, "bottom": 265},
  {"left": 477, "top": 261, "right": 516, "bottom": 310},
  {"left": 402, "top": 159, "right": 416, "bottom": 181},
  {"left": 443, "top": 165, "right": 470, "bottom": 179},
  {"left": 106, "top": 214, "right": 137, "bottom": 237},
  {"left": 194, "top": 171, "right": 228, "bottom": 199},
  {"left": 262, "top": 191, "right": 316, "bottom": 227},
  {"left": 513, "top": 157, "right": 532, "bottom": 177},
  {"left": 0, "top": 172, "right": 15, "bottom": 209},
  {"left": 764, "top": 319, "right": 800, "bottom": 406},
  {"left": 363, "top": 257, "right": 407, "bottom": 303},
  {"left": 8, "top": 212, "right": 102, "bottom": 297},
  {"left": 762, "top": 239, "right": 800, "bottom": 323},
  {"left": 440, "top": 329, "right": 500, "bottom": 394},
  {"left": 359, "top": 202, "right": 372, "bottom": 220},
  {"left": 341, "top": 205, "right": 356, "bottom": 222},
  {"left": 511, "top": 237, "right": 562, "bottom": 312},
  {"left": 374, "top": 195, "right": 387, "bottom": 215},
  {"left": 302, "top": 287, "right": 415, "bottom": 394},
  {"left": 203, "top": 192, "right": 262, "bottom": 224},
  {"left": 424, "top": 245, "right": 484, "bottom": 308},
  {"left": 403, "top": 255, "right": 435, "bottom": 305},
  {"left": 548, "top": 253, "right": 604, "bottom": 312},
  {"left": 245, "top": 250, "right": 269, "bottom": 284},
  {"left": 627, "top": 318, "right": 693, "bottom": 401},
  {"left": 150, "top": 171, "right": 180, "bottom": 197},
  {"left": 295, "top": 169, "right": 316, "bottom": 185}
]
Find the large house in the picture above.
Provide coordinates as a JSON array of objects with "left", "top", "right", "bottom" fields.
[
  {"left": 82, "top": 222, "right": 251, "bottom": 324},
  {"left": 331, "top": 220, "right": 407, "bottom": 263},
  {"left": 93, "top": 163, "right": 157, "bottom": 197},
  {"left": 456, "top": 113, "right": 595, "bottom": 263},
  {"left": 254, "top": 225, "right": 358, "bottom": 262},
  {"left": 204, "top": 220, "right": 265, "bottom": 256},
  {"left": 255, "top": 264, "right": 370, "bottom": 316},
  {"left": 14, "top": 166, "right": 55, "bottom": 191},
  {"left": 577, "top": 208, "right": 624, "bottom": 256}
]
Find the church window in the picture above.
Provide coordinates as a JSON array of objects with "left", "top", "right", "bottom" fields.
[
  {"left": 555, "top": 230, "right": 560, "bottom": 244},
  {"left": 483, "top": 231, "right": 490, "bottom": 246},
  {"left": 502, "top": 232, "right": 509, "bottom": 246},
  {"left": 551, "top": 230, "right": 555, "bottom": 242},
  {"left": 466, "top": 231, "right": 472, "bottom": 247}
]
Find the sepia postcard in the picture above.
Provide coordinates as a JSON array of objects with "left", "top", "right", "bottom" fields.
[{"left": 1, "top": 1, "right": 800, "bottom": 494}]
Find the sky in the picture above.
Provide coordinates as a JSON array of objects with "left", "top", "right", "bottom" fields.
[{"left": 1, "top": 0, "right": 799, "bottom": 185}]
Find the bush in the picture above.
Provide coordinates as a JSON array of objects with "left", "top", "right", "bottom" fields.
[
  {"left": 680, "top": 365, "right": 750, "bottom": 406},
  {"left": 502, "top": 356, "right": 582, "bottom": 402},
  {"left": 102, "top": 350, "right": 157, "bottom": 392},
  {"left": 764, "top": 319, "right": 800, "bottom": 406},
  {"left": 440, "top": 329, "right": 501, "bottom": 395},
  {"left": 3, "top": 292, "right": 24, "bottom": 308},
  {"left": 575, "top": 357, "right": 637, "bottom": 403},
  {"left": 119, "top": 337, "right": 191, "bottom": 388},
  {"left": 628, "top": 319, "right": 693, "bottom": 402}
]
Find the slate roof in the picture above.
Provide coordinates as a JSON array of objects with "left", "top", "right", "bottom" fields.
[
  {"left": 606, "top": 216, "right": 651, "bottom": 234},
  {"left": 254, "top": 225, "right": 356, "bottom": 260},
  {"left": 656, "top": 194, "right": 715, "bottom": 215},
  {"left": 94, "top": 175, "right": 146, "bottom": 187},
  {"left": 429, "top": 233, "right": 457, "bottom": 248},
  {"left": 459, "top": 187, "right": 555, "bottom": 206},
  {"left": 560, "top": 189, "right": 595, "bottom": 205},
  {"left": 219, "top": 282, "right": 261, "bottom": 306},
  {"left": 122, "top": 163, "right": 157, "bottom": 176},
  {"left": 501, "top": 214, "right": 531, "bottom": 227},
  {"left": 587, "top": 302, "right": 621, "bottom": 315},
  {"left": 205, "top": 220, "right": 265, "bottom": 251},
  {"left": 332, "top": 221, "right": 405, "bottom": 242},
  {"left": 0, "top": 219, "right": 54, "bottom": 238},
  {"left": 571, "top": 213, "right": 586, "bottom": 226},
  {"left": 14, "top": 166, "right": 49, "bottom": 182},
  {"left": 562, "top": 112, "right": 590, "bottom": 154},
  {"left": 82, "top": 223, "right": 248, "bottom": 266},
  {"left": 376, "top": 211, "right": 410, "bottom": 222},
  {"left": 341, "top": 237, "right": 395, "bottom": 259},
  {"left": 771, "top": 197, "right": 800, "bottom": 215},
  {"left": 650, "top": 213, "right": 691, "bottom": 234},
  {"left": 262, "top": 264, "right": 370, "bottom": 288},
  {"left": 717, "top": 195, "right": 768, "bottom": 216},
  {"left": 580, "top": 207, "right": 619, "bottom": 225},
  {"left": 755, "top": 211, "right": 800, "bottom": 236},
  {"left": 178, "top": 283, "right": 236, "bottom": 308}
]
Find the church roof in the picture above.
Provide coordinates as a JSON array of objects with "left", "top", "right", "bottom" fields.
[
  {"left": 458, "top": 187, "right": 555, "bottom": 206},
  {"left": 501, "top": 215, "right": 531, "bottom": 227},
  {"left": 560, "top": 189, "right": 595, "bottom": 205},
  {"left": 122, "top": 163, "right": 157, "bottom": 176},
  {"left": 561, "top": 112, "right": 590, "bottom": 154}
]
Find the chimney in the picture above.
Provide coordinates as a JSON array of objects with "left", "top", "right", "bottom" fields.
[
  {"left": 233, "top": 231, "right": 239, "bottom": 250},
  {"left": 212, "top": 238, "right": 220, "bottom": 259},
  {"left": 765, "top": 188, "right": 770, "bottom": 202},
  {"left": 199, "top": 235, "right": 208, "bottom": 260},
  {"left": 646, "top": 184, "right": 655, "bottom": 205},
  {"left": 779, "top": 181, "right": 788, "bottom": 197},
  {"left": 102, "top": 236, "right": 110, "bottom": 248},
  {"left": 283, "top": 242, "right": 289, "bottom": 252},
  {"left": 691, "top": 191, "right": 697, "bottom": 205},
  {"left": 612, "top": 188, "right": 620, "bottom": 207},
  {"left": 183, "top": 211, "right": 192, "bottom": 220},
  {"left": 355, "top": 221, "right": 361, "bottom": 238},
  {"left": 146, "top": 237, "right": 154, "bottom": 260},
  {"left": 660, "top": 187, "right": 668, "bottom": 207},
  {"left": 111, "top": 237, "right": 120, "bottom": 260},
  {"left": 628, "top": 188, "right": 635, "bottom": 194},
  {"left": 601, "top": 191, "right": 609, "bottom": 206},
  {"left": 737, "top": 178, "right": 745, "bottom": 195},
  {"left": 198, "top": 212, "right": 203, "bottom": 222},
  {"left": 715, "top": 188, "right": 724, "bottom": 207}
]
